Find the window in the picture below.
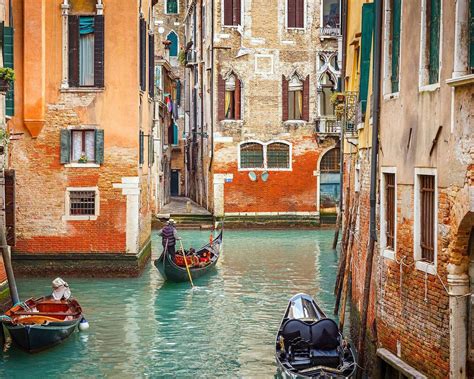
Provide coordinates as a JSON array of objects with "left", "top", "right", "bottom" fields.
[
  {"left": 359, "top": 3, "right": 375, "bottom": 115},
  {"left": 240, "top": 143, "right": 264, "bottom": 169},
  {"left": 139, "top": 17, "right": 147, "bottom": 91},
  {"left": 384, "top": 0, "right": 401, "bottom": 94},
  {"left": 320, "top": 148, "right": 340, "bottom": 172},
  {"left": 288, "top": 75, "right": 303, "bottom": 120},
  {"left": 166, "top": 0, "right": 178, "bottom": 14},
  {"left": 3, "top": 24, "right": 14, "bottom": 116},
  {"left": 68, "top": 15, "right": 104, "bottom": 88},
  {"left": 321, "top": 0, "right": 340, "bottom": 29},
  {"left": 218, "top": 73, "right": 241, "bottom": 121},
  {"left": 239, "top": 141, "right": 292, "bottom": 170},
  {"left": 139, "top": 130, "right": 145, "bottom": 165},
  {"left": 381, "top": 168, "right": 397, "bottom": 260},
  {"left": 319, "top": 73, "right": 336, "bottom": 116},
  {"left": 414, "top": 168, "right": 437, "bottom": 274},
  {"left": 168, "top": 123, "right": 178, "bottom": 145},
  {"left": 60, "top": 129, "right": 104, "bottom": 165},
  {"left": 287, "top": 0, "right": 305, "bottom": 29},
  {"left": 223, "top": 0, "right": 241, "bottom": 26},
  {"left": 149, "top": 32, "right": 155, "bottom": 98},
  {"left": 267, "top": 143, "right": 290, "bottom": 169},
  {"left": 420, "top": 0, "right": 441, "bottom": 86},
  {"left": 64, "top": 187, "right": 100, "bottom": 220},
  {"left": 167, "top": 31, "right": 179, "bottom": 57},
  {"left": 385, "top": 173, "right": 396, "bottom": 250}
]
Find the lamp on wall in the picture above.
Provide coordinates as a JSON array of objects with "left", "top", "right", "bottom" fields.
[
  {"left": 248, "top": 172, "right": 257, "bottom": 182},
  {"left": 261, "top": 171, "right": 269, "bottom": 182}
]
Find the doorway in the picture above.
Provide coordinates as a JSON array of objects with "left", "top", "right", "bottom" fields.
[{"left": 171, "top": 170, "right": 180, "bottom": 197}]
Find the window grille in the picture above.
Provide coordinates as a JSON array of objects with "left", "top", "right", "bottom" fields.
[
  {"left": 267, "top": 143, "right": 290, "bottom": 169},
  {"left": 240, "top": 143, "right": 264, "bottom": 169},
  {"left": 420, "top": 175, "right": 435, "bottom": 262},
  {"left": 320, "top": 148, "right": 340, "bottom": 172},
  {"left": 385, "top": 173, "right": 395, "bottom": 249},
  {"left": 70, "top": 191, "right": 96, "bottom": 216}
]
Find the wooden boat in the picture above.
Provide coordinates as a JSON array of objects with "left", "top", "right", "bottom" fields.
[
  {"left": 154, "top": 229, "right": 223, "bottom": 282},
  {"left": 275, "top": 293, "right": 356, "bottom": 378},
  {"left": 2, "top": 296, "right": 83, "bottom": 353}
]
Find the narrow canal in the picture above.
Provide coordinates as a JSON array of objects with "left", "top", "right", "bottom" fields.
[{"left": 0, "top": 229, "right": 345, "bottom": 378}]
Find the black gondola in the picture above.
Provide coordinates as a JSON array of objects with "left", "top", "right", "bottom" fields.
[
  {"left": 154, "top": 229, "right": 223, "bottom": 282},
  {"left": 275, "top": 293, "right": 356, "bottom": 378},
  {"left": 2, "top": 296, "right": 83, "bottom": 353}
]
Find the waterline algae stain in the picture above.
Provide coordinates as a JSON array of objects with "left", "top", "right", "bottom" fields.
[{"left": 0, "top": 230, "right": 345, "bottom": 378}]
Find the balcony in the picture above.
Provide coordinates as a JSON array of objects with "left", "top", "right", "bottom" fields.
[
  {"left": 186, "top": 50, "right": 197, "bottom": 67},
  {"left": 316, "top": 116, "right": 341, "bottom": 135},
  {"left": 319, "top": 26, "right": 341, "bottom": 38}
]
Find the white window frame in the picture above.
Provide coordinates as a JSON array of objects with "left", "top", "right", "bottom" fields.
[
  {"left": 319, "top": 0, "right": 341, "bottom": 36},
  {"left": 380, "top": 167, "right": 397, "bottom": 260},
  {"left": 221, "top": 0, "right": 243, "bottom": 28},
  {"left": 418, "top": 0, "right": 443, "bottom": 92},
  {"left": 382, "top": 0, "right": 403, "bottom": 98},
  {"left": 285, "top": 0, "right": 307, "bottom": 31},
  {"left": 63, "top": 187, "right": 100, "bottom": 221},
  {"left": 413, "top": 167, "right": 438, "bottom": 275},
  {"left": 238, "top": 140, "right": 292, "bottom": 172},
  {"left": 164, "top": 0, "right": 179, "bottom": 15}
]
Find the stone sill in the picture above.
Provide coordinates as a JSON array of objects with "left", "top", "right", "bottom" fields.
[
  {"left": 415, "top": 260, "right": 436, "bottom": 275},
  {"left": 60, "top": 87, "right": 104, "bottom": 93},
  {"left": 377, "top": 348, "right": 428, "bottom": 379},
  {"left": 381, "top": 248, "right": 395, "bottom": 260},
  {"left": 65, "top": 163, "right": 100, "bottom": 168},
  {"left": 419, "top": 83, "right": 440, "bottom": 93},
  {"left": 446, "top": 74, "right": 474, "bottom": 87},
  {"left": 62, "top": 215, "right": 98, "bottom": 221},
  {"left": 383, "top": 92, "right": 400, "bottom": 101}
]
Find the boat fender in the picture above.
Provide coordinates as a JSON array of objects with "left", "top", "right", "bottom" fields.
[{"left": 78, "top": 317, "right": 90, "bottom": 331}]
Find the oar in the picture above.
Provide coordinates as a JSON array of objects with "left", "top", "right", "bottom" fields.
[{"left": 179, "top": 239, "right": 194, "bottom": 287}]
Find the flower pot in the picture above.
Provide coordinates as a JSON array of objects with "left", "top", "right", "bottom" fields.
[
  {"left": 336, "top": 94, "right": 345, "bottom": 103},
  {"left": 0, "top": 78, "right": 10, "bottom": 93}
]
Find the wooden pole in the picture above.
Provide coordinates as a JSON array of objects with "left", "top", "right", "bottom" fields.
[{"left": 179, "top": 239, "right": 194, "bottom": 287}]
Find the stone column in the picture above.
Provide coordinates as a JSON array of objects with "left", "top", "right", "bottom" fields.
[
  {"left": 453, "top": 0, "right": 469, "bottom": 79},
  {"left": 448, "top": 272, "right": 470, "bottom": 379},
  {"left": 213, "top": 174, "right": 225, "bottom": 218},
  {"left": 60, "top": 1, "right": 69, "bottom": 89}
]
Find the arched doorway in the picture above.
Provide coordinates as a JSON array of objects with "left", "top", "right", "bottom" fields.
[
  {"left": 467, "top": 226, "right": 474, "bottom": 375},
  {"left": 318, "top": 147, "right": 341, "bottom": 224}
]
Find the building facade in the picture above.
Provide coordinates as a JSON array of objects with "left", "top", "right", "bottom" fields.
[{"left": 8, "top": 0, "right": 157, "bottom": 277}]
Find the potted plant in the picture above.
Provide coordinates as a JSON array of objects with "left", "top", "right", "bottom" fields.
[
  {"left": 330, "top": 91, "right": 345, "bottom": 105},
  {"left": 78, "top": 152, "right": 88, "bottom": 164},
  {"left": 0, "top": 68, "right": 15, "bottom": 93}
]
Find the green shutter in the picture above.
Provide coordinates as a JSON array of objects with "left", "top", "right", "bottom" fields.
[
  {"left": 391, "top": 0, "right": 401, "bottom": 93},
  {"left": 60, "top": 129, "right": 71, "bottom": 164},
  {"left": 429, "top": 0, "right": 440, "bottom": 84},
  {"left": 95, "top": 129, "right": 104, "bottom": 164},
  {"left": 3, "top": 26, "right": 14, "bottom": 116},
  {"left": 470, "top": 0, "right": 474, "bottom": 69},
  {"left": 167, "top": 0, "right": 178, "bottom": 14},
  {"left": 139, "top": 131, "right": 144, "bottom": 165},
  {"left": 359, "top": 3, "right": 375, "bottom": 115}
]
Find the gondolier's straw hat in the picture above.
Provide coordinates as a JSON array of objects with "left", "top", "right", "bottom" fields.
[{"left": 168, "top": 218, "right": 176, "bottom": 224}]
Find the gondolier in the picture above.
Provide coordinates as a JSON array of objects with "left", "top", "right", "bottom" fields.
[{"left": 159, "top": 219, "right": 181, "bottom": 261}]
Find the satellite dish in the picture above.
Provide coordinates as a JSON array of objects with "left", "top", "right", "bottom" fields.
[
  {"left": 248, "top": 172, "right": 257, "bottom": 181},
  {"left": 261, "top": 171, "right": 269, "bottom": 182}
]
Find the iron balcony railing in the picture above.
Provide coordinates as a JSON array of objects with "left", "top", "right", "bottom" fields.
[
  {"left": 319, "top": 27, "right": 341, "bottom": 37},
  {"left": 315, "top": 116, "right": 341, "bottom": 134}
]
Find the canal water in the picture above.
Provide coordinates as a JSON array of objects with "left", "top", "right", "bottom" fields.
[{"left": 0, "top": 229, "right": 344, "bottom": 378}]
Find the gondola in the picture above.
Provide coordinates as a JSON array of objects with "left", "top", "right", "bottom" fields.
[
  {"left": 154, "top": 229, "right": 223, "bottom": 282},
  {"left": 2, "top": 296, "right": 83, "bottom": 353},
  {"left": 275, "top": 293, "right": 356, "bottom": 378}
]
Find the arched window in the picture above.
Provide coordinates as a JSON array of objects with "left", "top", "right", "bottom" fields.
[
  {"left": 267, "top": 143, "right": 290, "bottom": 169},
  {"left": 240, "top": 143, "right": 264, "bottom": 169},
  {"left": 320, "top": 72, "right": 336, "bottom": 117},
  {"left": 218, "top": 72, "right": 242, "bottom": 121},
  {"left": 166, "top": 0, "right": 178, "bottom": 14},
  {"left": 320, "top": 148, "right": 340, "bottom": 172},
  {"left": 225, "top": 74, "right": 236, "bottom": 119},
  {"left": 167, "top": 31, "right": 179, "bottom": 57},
  {"left": 288, "top": 74, "right": 303, "bottom": 120}
]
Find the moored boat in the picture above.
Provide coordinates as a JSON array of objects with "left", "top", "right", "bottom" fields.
[
  {"left": 2, "top": 296, "right": 83, "bottom": 353},
  {"left": 154, "top": 229, "right": 223, "bottom": 282},
  {"left": 275, "top": 293, "right": 356, "bottom": 378}
]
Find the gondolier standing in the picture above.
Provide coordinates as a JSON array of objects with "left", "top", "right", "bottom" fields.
[{"left": 159, "top": 219, "right": 181, "bottom": 261}]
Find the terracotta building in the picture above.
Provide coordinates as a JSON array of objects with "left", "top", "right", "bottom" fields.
[
  {"left": 341, "top": 0, "right": 474, "bottom": 377},
  {"left": 8, "top": 0, "right": 157, "bottom": 277}
]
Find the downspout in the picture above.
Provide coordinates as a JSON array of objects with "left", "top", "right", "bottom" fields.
[
  {"left": 357, "top": 0, "right": 382, "bottom": 376},
  {"left": 199, "top": 1, "right": 205, "bottom": 206},
  {"left": 208, "top": 0, "right": 214, "bottom": 211}
]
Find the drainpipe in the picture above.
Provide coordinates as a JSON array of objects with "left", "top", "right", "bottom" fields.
[
  {"left": 208, "top": 0, "right": 214, "bottom": 175},
  {"left": 357, "top": 0, "right": 382, "bottom": 376}
]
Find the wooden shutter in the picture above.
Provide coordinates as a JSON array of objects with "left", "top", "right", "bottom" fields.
[
  {"left": 68, "top": 16, "right": 80, "bottom": 87},
  {"left": 176, "top": 80, "right": 181, "bottom": 106},
  {"left": 235, "top": 78, "right": 241, "bottom": 120},
  {"left": 302, "top": 75, "right": 309, "bottom": 121},
  {"left": 282, "top": 75, "right": 289, "bottom": 121},
  {"left": 139, "top": 18, "right": 146, "bottom": 91},
  {"left": 94, "top": 15, "right": 105, "bottom": 88},
  {"left": 218, "top": 74, "right": 226, "bottom": 121},
  {"left": 391, "top": 0, "right": 401, "bottom": 93},
  {"left": 287, "top": 0, "right": 296, "bottom": 28},
  {"left": 428, "top": 0, "right": 440, "bottom": 84},
  {"left": 295, "top": 0, "right": 304, "bottom": 28},
  {"left": 233, "top": 0, "right": 241, "bottom": 26},
  {"left": 139, "top": 130, "right": 144, "bottom": 165},
  {"left": 223, "top": 0, "right": 233, "bottom": 26},
  {"left": 60, "top": 129, "right": 71, "bottom": 164},
  {"left": 94, "top": 129, "right": 104, "bottom": 164},
  {"left": 3, "top": 25, "right": 14, "bottom": 116},
  {"left": 359, "top": 3, "right": 374, "bottom": 115},
  {"left": 148, "top": 130, "right": 154, "bottom": 166},
  {"left": 148, "top": 33, "right": 155, "bottom": 98},
  {"left": 470, "top": 0, "right": 474, "bottom": 69},
  {"left": 4, "top": 169, "right": 15, "bottom": 246}
]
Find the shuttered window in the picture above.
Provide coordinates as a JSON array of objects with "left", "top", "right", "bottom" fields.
[
  {"left": 267, "top": 143, "right": 290, "bottom": 169},
  {"left": 470, "top": 0, "right": 474, "bottom": 70},
  {"left": 240, "top": 143, "right": 264, "bottom": 169},
  {"left": 68, "top": 15, "right": 104, "bottom": 88},
  {"left": 4, "top": 170, "right": 15, "bottom": 246},
  {"left": 139, "top": 130, "right": 145, "bottom": 165},
  {"left": 359, "top": 3, "right": 374, "bottom": 115},
  {"left": 139, "top": 17, "right": 146, "bottom": 92},
  {"left": 149, "top": 33, "right": 155, "bottom": 98},
  {"left": 3, "top": 25, "right": 14, "bottom": 116},
  {"left": 166, "top": 0, "right": 178, "bottom": 14},
  {"left": 391, "top": 0, "right": 401, "bottom": 93},
  {"left": 60, "top": 129, "right": 104, "bottom": 164},
  {"left": 419, "top": 175, "right": 435, "bottom": 263},
  {"left": 427, "top": 0, "right": 441, "bottom": 84},
  {"left": 223, "top": 0, "right": 241, "bottom": 26},
  {"left": 287, "top": 0, "right": 304, "bottom": 28},
  {"left": 384, "top": 173, "right": 395, "bottom": 250}
]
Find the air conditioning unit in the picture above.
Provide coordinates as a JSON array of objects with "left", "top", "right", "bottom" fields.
[{"left": 186, "top": 50, "right": 197, "bottom": 66}]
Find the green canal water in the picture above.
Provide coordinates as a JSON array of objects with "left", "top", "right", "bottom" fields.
[{"left": 0, "top": 230, "right": 344, "bottom": 378}]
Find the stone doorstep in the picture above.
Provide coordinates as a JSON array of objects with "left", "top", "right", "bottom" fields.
[{"left": 377, "top": 348, "right": 428, "bottom": 379}]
